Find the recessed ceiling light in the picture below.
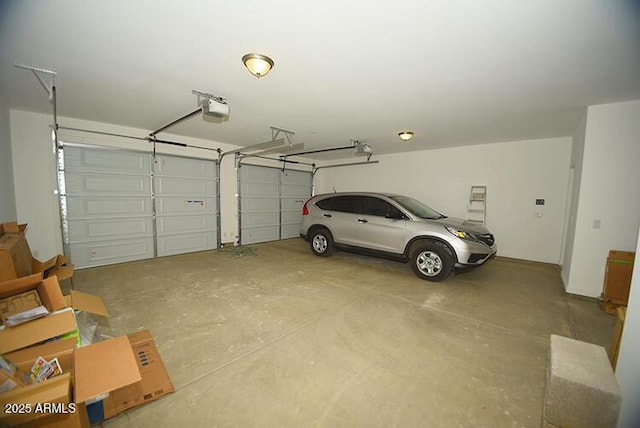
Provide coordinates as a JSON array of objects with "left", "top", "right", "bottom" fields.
[
  {"left": 398, "top": 131, "right": 414, "bottom": 141},
  {"left": 242, "top": 53, "right": 274, "bottom": 78}
]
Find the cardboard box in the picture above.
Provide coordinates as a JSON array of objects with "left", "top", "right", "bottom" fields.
[
  {"left": 21, "top": 402, "right": 90, "bottom": 428},
  {"left": 0, "top": 273, "right": 67, "bottom": 328},
  {"left": 74, "top": 336, "right": 142, "bottom": 403},
  {"left": 4, "top": 338, "right": 77, "bottom": 377},
  {"left": 0, "top": 222, "right": 74, "bottom": 283},
  {"left": 0, "top": 372, "right": 72, "bottom": 426},
  {"left": 0, "top": 290, "right": 43, "bottom": 326},
  {"left": 102, "top": 330, "right": 175, "bottom": 419},
  {"left": 33, "top": 254, "right": 75, "bottom": 282},
  {"left": 1, "top": 336, "right": 143, "bottom": 427},
  {"left": 0, "top": 223, "right": 32, "bottom": 282},
  {"left": 0, "top": 275, "right": 108, "bottom": 353},
  {"left": 602, "top": 250, "right": 635, "bottom": 305},
  {"left": 1, "top": 336, "right": 140, "bottom": 427}
]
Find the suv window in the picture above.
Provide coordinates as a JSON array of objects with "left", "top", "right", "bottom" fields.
[
  {"left": 361, "top": 196, "right": 403, "bottom": 218},
  {"left": 315, "top": 195, "right": 359, "bottom": 213}
]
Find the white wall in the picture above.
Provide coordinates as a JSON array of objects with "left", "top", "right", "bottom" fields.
[
  {"left": 315, "top": 137, "right": 573, "bottom": 264},
  {"left": 0, "top": 92, "right": 17, "bottom": 223},
  {"left": 561, "top": 111, "right": 587, "bottom": 286},
  {"left": 565, "top": 100, "right": 640, "bottom": 297},
  {"left": 616, "top": 226, "right": 640, "bottom": 428},
  {"left": 9, "top": 110, "right": 240, "bottom": 259}
]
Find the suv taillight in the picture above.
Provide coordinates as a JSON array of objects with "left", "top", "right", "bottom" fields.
[{"left": 302, "top": 199, "right": 309, "bottom": 216}]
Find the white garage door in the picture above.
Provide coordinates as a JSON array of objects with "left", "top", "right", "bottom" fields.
[
  {"left": 153, "top": 154, "right": 218, "bottom": 256},
  {"left": 238, "top": 164, "right": 312, "bottom": 245},
  {"left": 61, "top": 144, "right": 218, "bottom": 268}
]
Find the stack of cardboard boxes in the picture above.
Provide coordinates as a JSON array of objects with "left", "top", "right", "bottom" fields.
[{"left": 0, "top": 223, "right": 174, "bottom": 426}]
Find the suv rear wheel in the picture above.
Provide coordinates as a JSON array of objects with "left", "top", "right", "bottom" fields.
[
  {"left": 309, "top": 228, "right": 334, "bottom": 257},
  {"left": 409, "top": 240, "right": 454, "bottom": 282}
]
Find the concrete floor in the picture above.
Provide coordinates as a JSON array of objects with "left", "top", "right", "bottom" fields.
[{"left": 71, "top": 238, "right": 616, "bottom": 428}]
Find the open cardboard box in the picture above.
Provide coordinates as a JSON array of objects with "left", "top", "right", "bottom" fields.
[
  {"left": 0, "top": 222, "right": 74, "bottom": 283},
  {"left": 1, "top": 336, "right": 141, "bottom": 427},
  {"left": 0, "top": 275, "right": 142, "bottom": 426},
  {"left": 0, "top": 274, "right": 173, "bottom": 426}
]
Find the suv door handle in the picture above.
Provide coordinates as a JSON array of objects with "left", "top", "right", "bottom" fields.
[
  {"left": 323, "top": 213, "right": 332, "bottom": 218},
  {"left": 356, "top": 218, "right": 368, "bottom": 223}
]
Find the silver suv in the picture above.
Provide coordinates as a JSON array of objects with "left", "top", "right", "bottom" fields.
[{"left": 299, "top": 192, "right": 497, "bottom": 282}]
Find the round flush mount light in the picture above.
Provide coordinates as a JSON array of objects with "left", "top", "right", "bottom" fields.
[
  {"left": 242, "top": 53, "right": 274, "bottom": 78},
  {"left": 398, "top": 131, "right": 414, "bottom": 141}
]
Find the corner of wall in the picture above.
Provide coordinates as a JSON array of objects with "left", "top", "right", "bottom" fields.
[{"left": 0, "top": 93, "right": 17, "bottom": 222}]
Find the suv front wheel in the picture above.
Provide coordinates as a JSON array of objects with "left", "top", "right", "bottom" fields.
[
  {"left": 409, "top": 240, "right": 454, "bottom": 282},
  {"left": 309, "top": 228, "right": 334, "bottom": 257}
]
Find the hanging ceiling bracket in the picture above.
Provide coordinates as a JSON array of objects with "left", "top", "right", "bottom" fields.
[
  {"left": 271, "top": 126, "right": 296, "bottom": 146},
  {"left": 14, "top": 63, "right": 57, "bottom": 101}
]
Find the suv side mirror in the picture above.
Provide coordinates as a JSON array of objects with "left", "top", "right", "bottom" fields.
[{"left": 385, "top": 212, "right": 406, "bottom": 220}]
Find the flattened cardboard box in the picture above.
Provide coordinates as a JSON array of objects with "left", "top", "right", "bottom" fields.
[{"left": 103, "top": 330, "right": 175, "bottom": 419}]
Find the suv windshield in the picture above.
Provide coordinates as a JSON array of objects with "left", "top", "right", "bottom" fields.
[{"left": 389, "top": 195, "right": 445, "bottom": 220}]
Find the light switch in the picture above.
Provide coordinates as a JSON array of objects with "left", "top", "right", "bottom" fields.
[{"left": 593, "top": 219, "right": 601, "bottom": 229}]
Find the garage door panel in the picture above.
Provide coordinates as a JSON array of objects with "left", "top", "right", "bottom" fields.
[
  {"left": 240, "top": 198, "right": 279, "bottom": 212},
  {"left": 281, "top": 210, "right": 303, "bottom": 224},
  {"left": 69, "top": 237, "right": 154, "bottom": 268},
  {"left": 157, "top": 232, "right": 216, "bottom": 257},
  {"left": 240, "top": 166, "right": 279, "bottom": 183},
  {"left": 280, "top": 198, "right": 306, "bottom": 211},
  {"left": 242, "top": 226, "right": 279, "bottom": 244},
  {"left": 154, "top": 155, "right": 216, "bottom": 179},
  {"left": 281, "top": 185, "right": 312, "bottom": 198},
  {"left": 154, "top": 176, "right": 216, "bottom": 196},
  {"left": 240, "top": 182, "right": 279, "bottom": 198},
  {"left": 241, "top": 212, "right": 279, "bottom": 228},
  {"left": 239, "top": 164, "right": 311, "bottom": 245},
  {"left": 281, "top": 170, "right": 309, "bottom": 184},
  {"left": 62, "top": 145, "right": 219, "bottom": 268},
  {"left": 67, "top": 217, "right": 153, "bottom": 242},
  {"left": 64, "top": 148, "right": 150, "bottom": 174},
  {"left": 281, "top": 224, "right": 301, "bottom": 239},
  {"left": 66, "top": 196, "right": 152, "bottom": 218},
  {"left": 65, "top": 172, "right": 150, "bottom": 195},
  {"left": 156, "top": 215, "right": 217, "bottom": 235},
  {"left": 155, "top": 197, "right": 217, "bottom": 215}
]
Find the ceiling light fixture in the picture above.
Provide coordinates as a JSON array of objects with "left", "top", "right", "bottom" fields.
[
  {"left": 242, "top": 53, "right": 274, "bottom": 78},
  {"left": 398, "top": 131, "right": 414, "bottom": 141}
]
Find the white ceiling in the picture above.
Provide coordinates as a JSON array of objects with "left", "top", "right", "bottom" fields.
[{"left": 1, "top": 0, "right": 639, "bottom": 159}]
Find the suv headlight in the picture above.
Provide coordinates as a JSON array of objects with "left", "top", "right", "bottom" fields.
[{"left": 445, "top": 227, "right": 477, "bottom": 241}]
